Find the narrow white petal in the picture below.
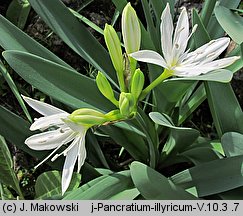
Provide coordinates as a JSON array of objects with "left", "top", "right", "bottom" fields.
[
  {"left": 183, "top": 37, "right": 230, "bottom": 65},
  {"left": 77, "top": 135, "right": 87, "bottom": 173},
  {"left": 175, "top": 56, "right": 240, "bottom": 76},
  {"left": 30, "top": 113, "right": 69, "bottom": 131},
  {"left": 64, "top": 120, "right": 87, "bottom": 134},
  {"left": 61, "top": 137, "right": 79, "bottom": 195},
  {"left": 25, "top": 129, "right": 72, "bottom": 150},
  {"left": 161, "top": 3, "right": 173, "bottom": 63},
  {"left": 130, "top": 50, "right": 167, "bottom": 68},
  {"left": 173, "top": 7, "right": 189, "bottom": 57},
  {"left": 22, "top": 95, "right": 67, "bottom": 116}
]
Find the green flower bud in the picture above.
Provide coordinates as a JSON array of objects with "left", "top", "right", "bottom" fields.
[
  {"left": 68, "top": 108, "right": 107, "bottom": 126},
  {"left": 104, "top": 24, "right": 126, "bottom": 92},
  {"left": 105, "top": 109, "right": 123, "bottom": 122},
  {"left": 122, "top": 3, "right": 141, "bottom": 75},
  {"left": 96, "top": 71, "right": 119, "bottom": 106},
  {"left": 119, "top": 92, "right": 136, "bottom": 118},
  {"left": 122, "top": 3, "right": 141, "bottom": 54},
  {"left": 131, "top": 68, "right": 145, "bottom": 100}
]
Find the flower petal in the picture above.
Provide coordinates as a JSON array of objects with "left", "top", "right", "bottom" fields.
[
  {"left": 61, "top": 137, "right": 79, "bottom": 195},
  {"left": 175, "top": 56, "right": 240, "bottom": 76},
  {"left": 22, "top": 95, "right": 67, "bottom": 116},
  {"left": 77, "top": 134, "right": 86, "bottom": 173},
  {"left": 183, "top": 37, "right": 230, "bottom": 65},
  {"left": 25, "top": 129, "right": 72, "bottom": 150},
  {"left": 30, "top": 113, "right": 69, "bottom": 131},
  {"left": 173, "top": 7, "right": 189, "bottom": 58},
  {"left": 130, "top": 50, "right": 167, "bottom": 68},
  {"left": 64, "top": 120, "right": 87, "bottom": 134},
  {"left": 161, "top": 3, "right": 173, "bottom": 63}
]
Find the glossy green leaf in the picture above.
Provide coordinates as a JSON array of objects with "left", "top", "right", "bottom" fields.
[
  {"left": 35, "top": 170, "right": 81, "bottom": 199},
  {"left": 131, "top": 161, "right": 197, "bottom": 199},
  {"left": 0, "top": 60, "right": 31, "bottom": 122},
  {"left": 170, "top": 69, "right": 233, "bottom": 83},
  {"left": 215, "top": 4, "right": 243, "bottom": 44},
  {"left": 101, "top": 124, "right": 149, "bottom": 163},
  {"left": 205, "top": 82, "right": 243, "bottom": 137},
  {"left": 0, "top": 15, "right": 70, "bottom": 68},
  {"left": 63, "top": 170, "right": 137, "bottom": 200},
  {"left": 3, "top": 50, "right": 115, "bottom": 112},
  {"left": 28, "top": 0, "right": 117, "bottom": 83},
  {"left": 181, "top": 147, "right": 222, "bottom": 165},
  {"left": 192, "top": 9, "right": 211, "bottom": 48},
  {"left": 171, "top": 155, "right": 243, "bottom": 197},
  {"left": 0, "top": 136, "right": 22, "bottom": 197},
  {"left": 200, "top": 0, "right": 216, "bottom": 27},
  {"left": 6, "top": 0, "right": 31, "bottom": 29},
  {"left": 221, "top": 132, "right": 243, "bottom": 157},
  {"left": 179, "top": 84, "right": 206, "bottom": 124}
]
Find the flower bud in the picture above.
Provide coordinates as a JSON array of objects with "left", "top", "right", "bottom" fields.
[
  {"left": 68, "top": 108, "right": 107, "bottom": 126},
  {"left": 122, "top": 3, "right": 141, "bottom": 54},
  {"left": 104, "top": 24, "right": 126, "bottom": 92},
  {"left": 131, "top": 68, "right": 144, "bottom": 100},
  {"left": 96, "top": 71, "right": 119, "bottom": 106},
  {"left": 105, "top": 109, "right": 123, "bottom": 122},
  {"left": 119, "top": 92, "right": 136, "bottom": 118}
]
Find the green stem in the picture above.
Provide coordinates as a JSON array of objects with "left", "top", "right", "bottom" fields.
[
  {"left": 117, "top": 70, "right": 127, "bottom": 93},
  {"left": 140, "top": 69, "right": 172, "bottom": 100}
]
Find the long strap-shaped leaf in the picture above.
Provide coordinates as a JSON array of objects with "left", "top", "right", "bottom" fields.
[
  {"left": 28, "top": 0, "right": 117, "bottom": 84},
  {"left": 3, "top": 50, "right": 115, "bottom": 112}
]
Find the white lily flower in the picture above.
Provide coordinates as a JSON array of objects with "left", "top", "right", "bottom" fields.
[
  {"left": 22, "top": 96, "right": 87, "bottom": 195},
  {"left": 130, "top": 3, "right": 240, "bottom": 77}
]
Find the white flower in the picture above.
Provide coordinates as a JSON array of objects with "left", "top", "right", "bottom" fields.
[
  {"left": 130, "top": 3, "right": 240, "bottom": 77},
  {"left": 23, "top": 96, "right": 87, "bottom": 195}
]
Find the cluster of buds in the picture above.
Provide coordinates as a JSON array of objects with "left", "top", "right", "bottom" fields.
[
  {"left": 96, "top": 3, "right": 143, "bottom": 122},
  {"left": 69, "top": 3, "right": 145, "bottom": 126}
]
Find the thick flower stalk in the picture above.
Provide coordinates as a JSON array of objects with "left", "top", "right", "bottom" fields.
[
  {"left": 130, "top": 3, "right": 240, "bottom": 97},
  {"left": 23, "top": 96, "right": 106, "bottom": 195}
]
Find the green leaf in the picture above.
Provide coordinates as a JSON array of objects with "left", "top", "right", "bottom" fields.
[
  {"left": 179, "top": 84, "right": 206, "bottom": 124},
  {"left": 6, "top": 0, "right": 31, "bottom": 29},
  {"left": 0, "top": 136, "right": 22, "bottom": 197},
  {"left": 35, "top": 170, "right": 81, "bottom": 199},
  {"left": 63, "top": 170, "right": 138, "bottom": 200},
  {"left": 171, "top": 155, "right": 243, "bottom": 197},
  {"left": 0, "top": 15, "right": 70, "bottom": 68},
  {"left": 192, "top": 9, "right": 211, "bottom": 47},
  {"left": 205, "top": 82, "right": 243, "bottom": 137},
  {"left": 170, "top": 69, "right": 233, "bottom": 83},
  {"left": 0, "top": 60, "right": 31, "bottom": 122},
  {"left": 215, "top": 4, "right": 243, "bottom": 44},
  {"left": 28, "top": 0, "right": 117, "bottom": 83},
  {"left": 3, "top": 50, "right": 115, "bottom": 112},
  {"left": 131, "top": 161, "right": 197, "bottom": 199},
  {"left": 200, "top": 0, "right": 217, "bottom": 27},
  {"left": 181, "top": 147, "right": 222, "bottom": 165},
  {"left": 221, "top": 132, "right": 243, "bottom": 157}
]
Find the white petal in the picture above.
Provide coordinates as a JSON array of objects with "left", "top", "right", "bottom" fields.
[
  {"left": 130, "top": 50, "right": 167, "bottom": 68},
  {"left": 183, "top": 37, "right": 230, "bottom": 65},
  {"left": 175, "top": 56, "right": 240, "bottom": 76},
  {"left": 173, "top": 7, "right": 189, "bottom": 57},
  {"left": 77, "top": 134, "right": 86, "bottom": 173},
  {"left": 161, "top": 3, "right": 173, "bottom": 63},
  {"left": 30, "top": 113, "right": 69, "bottom": 131},
  {"left": 25, "top": 129, "right": 72, "bottom": 150},
  {"left": 22, "top": 95, "right": 67, "bottom": 116},
  {"left": 64, "top": 120, "right": 87, "bottom": 134},
  {"left": 61, "top": 137, "right": 79, "bottom": 195}
]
